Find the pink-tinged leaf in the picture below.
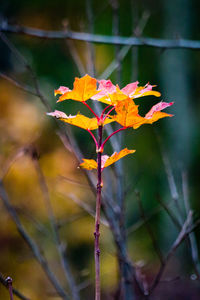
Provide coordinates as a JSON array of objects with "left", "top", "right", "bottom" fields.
[
  {"left": 121, "top": 81, "right": 139, "bottom": 97},
  {"left": 54, "top": 86, "right": 71, "bottom": 96},
  {"left": 145, "top": 101, "right": 174, "bottom": 119},
  {"left": 91, "top": 79, "right": 116, "bottom": 100},
  {"left": 47, "top": 110, "right": 68, "bottom": 118},
  {"left": 133, "top": 101, "right": 174, "bottom": 129}
]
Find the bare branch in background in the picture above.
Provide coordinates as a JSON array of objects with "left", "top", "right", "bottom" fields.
[
  {"left": 62, "top": 20, "right": 86, "bottom": 77},
  {"left": 86, "top": 0, "right": 96, "bottom": 76},
  {"left": 0, "top": 272, "right": 30, "bottom": 300},
  {"left": 30, "top": 147, "right": 80, "bottom": 300},
  {"left": 182, "top": 170, "right": 200, "bottom": 278},
  {"left": 60, "top": 191, "right": 109, "bottom": 227},
  {"left": 100, "top": 10, "right": 150, "bottom": 80},
  {"left": 0, "top": 72, "right": 37, "bottom": 96},
  {"left": 149, "top": 211, "right": 200, "bottom": 295},
  {"left": 2, "top": 22, "right": 200, "bottom": 50},
  {"left": 136, "top": 191, "right": 164, "bottom": 266},
  {"left": 0, "top": 181, "right": 70, "bottom": 300}
]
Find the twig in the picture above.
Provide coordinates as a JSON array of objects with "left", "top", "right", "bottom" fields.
[
  {"left": 0, "top": 273, "right": 30, "bottom": 300},
  {"left": 182, "top": 170, "right": 200, "bottom": 277},
  {"left": 149, "top": 211, "right": 199, "bottom": 295},
  {"left": 100, "top": 11, "right": 150, "bottom": 80},
  {"left": 0, "top": 72, "right": 37, "bottom": 96},
  {"left": 1, "top": 22, "right": 200, "bottom": 50},
  {"left": 0, "top": 180, "right": 70, "bottom": 300},
  {"left": 62, "top": 192, "right": 109, "bottom": 227},
  {"left": 63, "top": 20, "right": 86, "bottom": 76},
  {"left": 136, "top": 191, "right": 164, "bottom": 266},
  {"left": 86, "top": 0, "right": 96, "bottom": 76},
  {"left": 31, "top": 150, "right": 80, "bottom": 300}
]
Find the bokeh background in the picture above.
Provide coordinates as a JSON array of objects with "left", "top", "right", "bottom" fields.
[{"left": 0, "top": 0, "right": 200, "bottom": 299}]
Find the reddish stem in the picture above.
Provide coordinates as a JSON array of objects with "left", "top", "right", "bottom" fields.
[
  {"left": 94, "top": 125, "right": 103, "bottom": 300},
  {"left": 100, "top": 105, "right": 112, "bottom": 119},
  {"left": 100, "top": 127, "right": 126, "bottom": 151},
  {"left": 6, "top": 277, "right": 14, "bottom": 300},
  {"left": 87, "top": 129, "right": 98, "bottom": 149},
  {"left": 83, "top": 101, "right": 100, "bottom": 120},
  {"left": 103, "top": 106, "right": 116, "bottom": 121}
]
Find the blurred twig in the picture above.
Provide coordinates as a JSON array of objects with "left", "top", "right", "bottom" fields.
[
  {"left": 136, "top": 191, "right": 164, "bottom": 266},
  {"left": 0, "top": 272, "right": 30, "bottom": 300},
  {"left": 182, "top": 170, "right": 200, "bottom": 277},
  {"left": 149, "top": 211, "right": 200, "bottom": 294},
  {"left": 0, "top": 180, "right": 70, "bottom": 300},
  {"left": 100, "top": 10, "right": 150, "bottom": 80},
  {"left": 30, "top": 147, "right": 80, "bottom": 300},
  {"left": 1, "top": 22, "right": 200, "bottom": 50}
]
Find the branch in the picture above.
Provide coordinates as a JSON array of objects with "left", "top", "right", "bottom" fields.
[
  {"left": 149, "top": 211, "right": 200, "bottom": 295},
  {"left": 0, "top": 181, "right": 70, "bottom": 300},
  {"left": 0, "top": 272, "right": 30, "bottom": 300},
  {"left": 136, "top": 191, "right": 164, "bottom": 266},
  {"left": 31, "top": 150, "right": 80, "bottom": 300},
  {"left": 1, "top": 22, "right": 200, "bottom": 50}
]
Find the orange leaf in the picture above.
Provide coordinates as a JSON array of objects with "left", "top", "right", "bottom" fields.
[
  {"left": 112, "top": 99, "right": 173, "bottom": 129},
  {"left": 57, "top": 74, "right": 99, "bottom": 102},
  {"left": 79, "top": 148, "right": 135, "bottom": 170},
  {"left": 47, "top": 110, "right": 114, "bottom": 130},
  {"left": 112, "top": 98, "right": 142, "bottom": 127}
]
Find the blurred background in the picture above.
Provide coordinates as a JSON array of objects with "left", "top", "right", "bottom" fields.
[{"left": 0, "top": 0, "right": 200, "bottom": 299}]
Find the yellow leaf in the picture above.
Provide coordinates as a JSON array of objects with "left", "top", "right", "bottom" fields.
[
  {"left": 57, "top": 74, "right": 99, "bottom": 102},
  {"left": 79, "top": 159, "right": 97, "bottom": 170},
  {"left": 103, "top": 148, "right": 136, "bottom": 168},
  {"left": 79, "top": 148, "right": 135, "bottom": 170},
  {"left": 47, "top": 110, "right": 114, "bottom": 130}
]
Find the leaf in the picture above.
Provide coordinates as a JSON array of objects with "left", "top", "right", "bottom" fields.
[
  {"left": 54, "top": 86, "right": 71, "bottom": 96},
  {"left": 112, "top": 99, "right": 173, "bottom": 129},
  {"left": 112, "top": 98, "right": 142, "bottom": 127},
  {"left": 57, "top": 74, "right": 99, "bottom": 102},
  {"left": 121, "top": 82, "right": 161, "bottom": 99},
  {"left": 79, "top": 159, "right": 98, "bottom": 170},
  {"left": 91, "top": 80, "right": 128, "bottom": 105},
  {"left": 47, "top": 110, "right": 114, "bottom": 130},
  {"left": 79, "top": 148, "right": 135, "bottom": 170},
  {"left": 133, "top": 101, "right": 174, "bottom": 129},
  {"left": 102, "top": 148, "right": 136, "bottom": 169}
]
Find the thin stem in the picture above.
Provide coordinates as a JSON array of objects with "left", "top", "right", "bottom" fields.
[
  {"left": 103, "top": 106, "right": 116, "bottom": 121},
  {"left": 94, "top": 125, "right": 103, "bottom": 300},
  {"left": 83, "top": 101, "right": 99, "bottom": 120},
  {"left": 6, "top": 277, "right": 14, "bottom": 300},
  {"left": 87, "top": 129, "right": 98, "bottom": 149},
  {"left": 100, "top": 105, "right": 112, "bottom": 119},
  {"left": 100, "top": 127, "right": 126, "bottom": 151}
]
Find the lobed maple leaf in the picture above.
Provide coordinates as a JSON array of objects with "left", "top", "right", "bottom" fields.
[
  {"left": 91, "top": 79, "right": 160, "bottom": 105},
  {"left": 56, "top": 74, "right": 99, "bottom": 102},
  {"left": 79, "top": 148, "right": 136, "bottom": 170},
  {"left": 121, "top": 82, "right": 161, "bottom": 99},
  {"left": 47, "top": 110, "right": 114, "bottom": 130},
  {"left": 112, "top": 98, "right": 173, "bottom": 129}
]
